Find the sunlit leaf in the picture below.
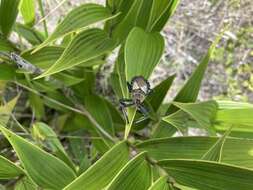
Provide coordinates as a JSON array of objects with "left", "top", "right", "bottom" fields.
[
  {"left": 0, "top": 125, "right": 76, "bottom": 190},
  {"left": 0, "top": 95, "right": 19, "bottom": 125},
  {"left": 107, "top": 152, "right": 152, "bottom": 190},
  {"left": 137, "top": 136, "right": 253, "bottom": 168},
  {"left": 158, "top": 159, "right": 253, "bottom": 190},
  {"left": 22, "top": 46, "right": 64, "bottom": 70},
  {"left": 33, "top": 4, "right": 118, "bottom": 52},
  {"left": 125, "top": 27, "right": 164, "bottom": 81},
  {"left": 150, "top": 0, "right": 180, "bottom": 31},
  {"left": 15, "top": 177, "right": 37, "bottom": 190},
  {"left": 148, "top": 176, "right": 171, "bottom": 190},
  {"left": 19, "top": 0, "right": 35, "bottom": 26},
  {"left": 35, "top": 29, "right": 116, "bottom": 78},
  {"left": 172, "top": 101, "right": 218, "bottom": 130},
  {"left": 201, "top": 128, "right": 231, "bottom": 161},
  {"left": 0, "top": 155, "right": 24, "bottom": 179},
  {"left": 64, "top": 141, "right": 129, "bottom": 190},
  {"left": 32, "top": 122, "right": 76, "bottom": 171}
]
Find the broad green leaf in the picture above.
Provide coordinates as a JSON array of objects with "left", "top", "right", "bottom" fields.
[
  {"left": 214, "top": 102, "right": 253, "bottom": 136},
  {"left": 163, "top": 110, "right": 189, "bottom": 134},
  {"left": 33, "top": 4, "right": 117, "bottom": 52},
  {"left": 84, "top": 94, "right": 115, "bottom": 136},
  {"left": 35, "top": 29, "right": 116, "bottom": 78},
  {"left": 147, "top": 74, "right": 176, "bottom": 112},
  {"left": 215, "top": 108, "right": 253, "bottom": 127},
  {"left": 0, "top": 35, "right": 16, "bottom": 51},
  {"left": 217, "top": 101, "right": 253, "bottom": 110},
  {"left": 19, "top": 0, "right": 35, "bottom": 26},
  {"left": 0, "top": 0, "right": 20, "bottom": 37},
  {"left": 14, "top": 23, "right": 44, "bottom": 45},
  {"left": 148, "top": 176, "right": 171, "bottom": 190},
  {"left": 158, "top": 159, "right": 253, "bottom": 190},
  {"left": 15, "top": 177, "right": 37, "bottom": 190},
  {"left": 0, "top": 155, "right": 24, "bottom": 179},
  {"left": 201, "top": 128, "right": 231, "bottom": 162},
  {"left": 110, "top": 47, "right": 127, "bottom": 98},
  {"left": 136, "top": 136, "right": 253, "bottom": 168},
  {"left": 0, "top": 95, "right": 19, "bottom": 125},
  {"left": 63, "top": 141, "right": 129, "bottom": 190},
  {"left": 125, "top": 27, "right": 164, "bottom": 81},
  {"left": 152, "top": 120, "right": 178, "bottom": 138},
  {"left": 112, "top": 0, "right": 144, "bottom": 42},
  {"left": 107, "top": 152, "right": 152, "bottom": 190},
  {"left": 22, "top": 46, "right": 64, "bottom": 69},
  {"left": 166, "top": 32, "right": 223, "bottom": 114},
  {"left": 0, "top": 125, "right": 76, "bottom": 190},
  {"left": 150, "top": 0, "right": 180, "bottom": 31},
  {"left": 172, "top": 101, "right": 218, "bottom": 130},
  {"left": 32, "top": 122, "right": 76, "bottom": 171}
]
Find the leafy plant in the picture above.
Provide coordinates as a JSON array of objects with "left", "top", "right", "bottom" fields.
[{"left": 0, "top": 0, "right": 253, "bottom": 190}]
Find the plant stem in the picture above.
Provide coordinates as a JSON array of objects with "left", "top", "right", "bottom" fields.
[
  {"left": 37, "top": 0, "right": 49, "bottom": 37},
  {"left": 14, "top": 81, "right": 116, "bottom": 143}
]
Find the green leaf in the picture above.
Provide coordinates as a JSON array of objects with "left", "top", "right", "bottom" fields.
[
  {"left": 158, "top": 159, "right": 253, "bottom": 190},
  {"left": 201, "top": 128, "right": 231, "bottom": 162},
  {"left": 112, "top": 0, "right": 144, "bottom": 42},
  {"left": 137, "top": 136, "right": 253, "bottom": 168},
  {"left": 147, "top": 74, "right": 176, "bottom": 112},
  {"left": 148, "top": 176, "right": 171, "bottom": 190},
  {"left": 125, "top": 27, "right": 164, "bottom": 81},
  {"left": 0, "top": 0, "right": 20, "bottom": 37},
  {"left": 217, "top": 101, "right": 253, "bottom": 110},
  {"left": 21, "top": 46, "right": 64, "bottom": 70},
  {"left": 28, "top": 93, "right": 45, "bottom": 120},
  {"left": 63, "top": 141, "right": 129, "bottom": 190},
  {"left": 33, "top": 3, "right": 117, "bottom": 52},
  {"left": 163, "top": 110, "right": 189, "bottom": 134},
  {"left": 19, "top": 0, "right": 35, "bottom": 26},
  {"left": 107, "top": 152, "right": 152, "bottom": 190},
  {"left": 0, "top": 125, "right": 76, "bottom": 190},
  {"left": 172, "top": 101, "right": 218, "bottom": 130},
  {"left": 35, "top": 29, "right": 116, "bottom": 78},
  {"left": 15, "top": 177, "right": 37, "bottom": 190},
  {"left": 215, "top": 108, "right": 253, "bottom": 127},
  {"left": 0, "top": 155, "right": 24, "bottom": 179},
  {"left": 166, "top": 31, "right": 223, "bottom": 114},
  {"left": 0, "top": 64, "right": 16, "bottom": 80},
  {"left": 150, "top": 0, "right": 180, "bottom": 31},
  {"left": 0, "top": 95, "right": 19, "bottom": 125},
  {"left": 14, "top": 23, "right": 44, "bottom": 45},
  {"left": 32, "top": 122, "right": 76, "bottom": 171},
  {"left": 85, "top": 94, "right": 115, "bottom": 136}
]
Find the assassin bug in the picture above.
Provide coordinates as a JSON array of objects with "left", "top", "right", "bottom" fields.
[{"left": 119, "top": 76, "right": 152, "bottom": 123}]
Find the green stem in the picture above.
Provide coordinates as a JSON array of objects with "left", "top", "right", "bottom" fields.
[{"left": 37, "top": 0, "right": 48, "bottom": 37}]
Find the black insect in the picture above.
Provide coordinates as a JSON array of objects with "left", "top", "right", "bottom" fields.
[{"left": 119, "top": 76, "right": 152, "bottom": 123}]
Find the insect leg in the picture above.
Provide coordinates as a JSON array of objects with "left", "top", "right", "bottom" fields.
[
  {"left": 127, "top": 82, "right": 132, "bottom": 93},
  {"left": 137, "top": 103, "right": 149, "bottom": 117},
  {"left": 119, "top": 99, "right": 134, "bottom": 124}
]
